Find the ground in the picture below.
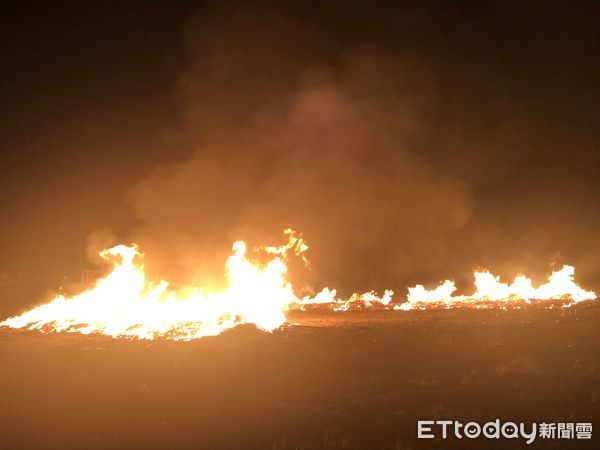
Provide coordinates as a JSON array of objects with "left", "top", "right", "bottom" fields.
[{"left": 0, "top": 303, "right": 598, "bottom": 449}]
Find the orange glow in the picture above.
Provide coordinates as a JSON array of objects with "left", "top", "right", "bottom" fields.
[
  {"left": 396, "top": 265, "right": 596, "bottom": 310},
  {"left": 0, "top": 231, "right": 596, "bottom": 339},
  {"left": 0, "top": 231, "right": 392, "bottom": 340}
]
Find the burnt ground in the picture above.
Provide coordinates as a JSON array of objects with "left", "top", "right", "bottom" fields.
[{"left": 0, "top": 303, "right": 599, "bottom": 450}]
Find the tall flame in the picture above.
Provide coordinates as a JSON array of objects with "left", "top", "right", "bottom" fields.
[
  {"left": 0, "top": 230, "right": 596, "bottom": 339},
  {"left": 0, "top": 231, "right": 391, "bottom": 340}
]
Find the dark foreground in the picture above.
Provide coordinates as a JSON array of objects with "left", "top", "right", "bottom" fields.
[{"left": 0, "top": 303, "right": 599, "bottom": 450}]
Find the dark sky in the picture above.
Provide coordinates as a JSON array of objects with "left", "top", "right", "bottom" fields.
[
  {"left": 1, "top": 1, "right": 195, "bottom": 300},
  {"left": 1, "top": 1, "right": 600, "bottom": 310}
]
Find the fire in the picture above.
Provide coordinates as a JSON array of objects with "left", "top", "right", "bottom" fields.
[
  {"left": 0, "top": 231, "right": 390, "bottom": 340},
  {"left": 397, "top": 265, "right": 596, "bottom": 310},
  {"left": 0, "top": 230, "right": 596, "bottom": 340},
  {"left": 0, "top": 239, "right": 296, "bottom": 340}
]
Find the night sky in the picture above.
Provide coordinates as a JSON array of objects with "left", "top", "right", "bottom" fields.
[{"left": 1, "top": 1, "right": 600, "bottom": 313}]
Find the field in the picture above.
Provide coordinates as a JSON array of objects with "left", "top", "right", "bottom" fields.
[{"left": 0, "top": 303, "right": 598, "bottom": 449}]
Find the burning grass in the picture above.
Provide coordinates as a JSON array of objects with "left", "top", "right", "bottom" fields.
[
  {"left": 0, "top": 303, "right": 598, "bottom": 449},
  {"left": 0, "top": 231, "right": 596, "bottom": 341}
]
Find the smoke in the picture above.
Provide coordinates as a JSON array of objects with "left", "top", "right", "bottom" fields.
[
  {"left": 85, "top": 228, "right": 118, "bottom": 265},
  {"left": 124, "top": 5, "right": 471, "bottom": 294},
  {"left": 126, "top": 3, "right": 600, "bottom": 294}
]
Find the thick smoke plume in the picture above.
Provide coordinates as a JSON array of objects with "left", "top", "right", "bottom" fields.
[
  {"left": 126, "top": 6, "right": 471, "bottom": 294},
  {"left": 126, "top": 4, "right": 600, "bottom": 294}
]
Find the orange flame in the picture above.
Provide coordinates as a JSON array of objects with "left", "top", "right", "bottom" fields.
[
  {"left": 0, "top": 231, "right": 596, "bottom": 339},
  {"left": 0, "top": 231, "right": 391, "bottom": 340},
  {"left": 397, "top": 265, "right": 596, "bottom": 310}
]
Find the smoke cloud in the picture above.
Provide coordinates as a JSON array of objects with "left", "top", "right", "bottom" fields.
[
  {"left": 126, "top": 4, "right": 600, "bottom": 294},
  {"left": 125, "top": 6, "right": 472, "bottom": 294}
]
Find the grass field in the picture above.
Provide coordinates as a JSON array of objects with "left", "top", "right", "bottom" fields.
[{"left": 0, "top": 303, "right": 598, "bottom": 449}]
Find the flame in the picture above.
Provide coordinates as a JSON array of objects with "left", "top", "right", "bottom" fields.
[
  {"left": 0, "top": 231, "right": 390, "bottom": 340},
  {"left": 397, "top": 265, "right": 596, "bottom": 310},
  {"left": 0, "top": 230, "right": 596, "bottom": 340}
]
